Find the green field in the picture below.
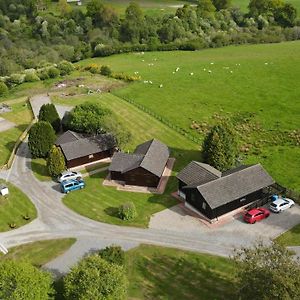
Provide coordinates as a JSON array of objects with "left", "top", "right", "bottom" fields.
[
  {"left": 77, "top": 42, "right": 300, "bottom": 192},
  {"left": 0, "top": 179, "right": 37, "bottom": 231},
  {"left": 276, "top": 224, "right": 300, "bottom": 247},
  {"left": 1, "top": 239, "right": 76, "bottom": 267},
  {"left": 0, "top": 98, "right": 33, "bottom": 166},
  {"left": 126, "top": 244, "right": 235, "bottom": 300}
]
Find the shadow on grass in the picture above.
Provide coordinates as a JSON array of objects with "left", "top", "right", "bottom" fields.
[
  {"left": 170, "top": 147, "right": 201, "bottom": 173},
  {"left": 31, "top": 159, "right": 49, "bottom": 178},
  {"left": 104, "top": 206, "right": 119, "bottom": 218},
  {"left": 135, "top": 254, "right": 235, "bottom": 300},
  {"left": 54, "top": 277, "right": 65, "bottom": 300}
]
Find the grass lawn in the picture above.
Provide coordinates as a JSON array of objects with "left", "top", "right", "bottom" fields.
[
  {"left": 0, "top": 98, "right": 33, "bottom": 166},
  {"left": 31, "top": 158, "right": 53, "bottom": 182},
  {"left": 0, "top": 239, "right": 76, "bottom": 267},
  {"left": 0, "top": 179, "right": 37, "bottom": 231},
  {"left": 63, "top": 171, "right": 178, "bottom": 227},
  {"left": 77, "top": 42, "right": 300, "bottom": 192},
  {"left": 125, "top": 244, "right": 236, "bottom": 300},
  {"left": 276, "top": 224, "right": 300, "bottom": 247}
]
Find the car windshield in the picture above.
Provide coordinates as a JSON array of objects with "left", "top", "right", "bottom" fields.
[
  {"left": 270, "top": 203, "right": 277, "bottom": 207},
  {"left": 245, "top": 213, "right": 252, "bottom": 218}
]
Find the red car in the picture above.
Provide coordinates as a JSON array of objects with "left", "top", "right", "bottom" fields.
[{"left": 243, "top": 208, "right": 270, "bottom": 224}]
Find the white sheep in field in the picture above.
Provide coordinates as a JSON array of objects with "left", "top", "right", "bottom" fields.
[
  {"left": 172, "top": 71, "right": 175, "bottom": 74},
  {"left": 230, "top": 71, "right": 233, "bottom": 74},
  {"left": 149, "top": 81, "right": 153, "bottom": 84},
  {"left": 175, "top": 67, "right": 180, "bottom": 72},
  {"left": 144, "top": 80, "right": 148, "bottom": 84},
  {"left": 159, "top": 84, "right": 163, "bottom": 88},
  {"left": 210, "top": 62, "right": 214, "bottom": 65},
  {"left": 203, "top": 68, "right": 206, "bottom": 71},
  {"left": 208, "top": 70, "right": 212, "bottom": 73},
  {"left": 190, "top": 72, "right": 194, "bottom": 76}
]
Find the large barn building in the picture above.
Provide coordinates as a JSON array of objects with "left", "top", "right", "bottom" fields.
[
  {"left": 56, "top": 130, "right": 116, "bottom": 168},
  {"left": 108, "top": 139, "right": 169, "bottom": 188},
  {"left": 176, "top": 161, "right": 275, "bottom": 220}
]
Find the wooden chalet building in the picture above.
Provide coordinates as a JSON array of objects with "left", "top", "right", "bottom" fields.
[
  {"left": 108, "top": 139, "right": 169, "bottom": 188},
  {"left": 56, "top": 130, "right": 116, "bottom": 168},
  {"left": 176, "top": 161, "right": 275, "bottom": 220}
]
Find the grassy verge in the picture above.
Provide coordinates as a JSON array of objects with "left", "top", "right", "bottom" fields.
[
  {"left": 31, "top": 158, "right": 52, "bottom": 182},
  {"left": 1, "top": 239, "right": 76, "bottom": 267},
  {"left": 63, "top": 171, "right": 178, "bottom": 228},
  {"left": 125, "top": 244, "right": 235, "bottom": 300},
  {"left": 0, "top": 179, "right": 37, "bottom": 231},
  {"left": 275, "top": 224, "right": 300, "bottom": 247}
]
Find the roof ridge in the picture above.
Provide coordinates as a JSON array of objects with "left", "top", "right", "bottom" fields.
[
  {"left": 198, "top": 164, "right": 260, "bottom": 189},
  {"left": 68, "top": 130, "right": 81, "bottom": 140},
  {"left": 193, "top": 161, "right": 221, "bottom": 177}
]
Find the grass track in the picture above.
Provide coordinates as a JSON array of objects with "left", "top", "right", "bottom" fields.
[
  {"left": 0, "top": 179, "right": 37, "bottom": 232},
  {"left": 126, "top": 244, "right": 235, "bottom": 300}
]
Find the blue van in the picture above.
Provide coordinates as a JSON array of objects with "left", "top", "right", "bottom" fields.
[{"left": 61, "top": 179, "right": 85, "bottom": 194}]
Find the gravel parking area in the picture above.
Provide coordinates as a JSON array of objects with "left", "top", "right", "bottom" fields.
[
  {"left": 150, "top": 203, "right": 300, "bottom": 242},
  {"left": 0, "top": 117, "right": 15, "bottom": 132}
]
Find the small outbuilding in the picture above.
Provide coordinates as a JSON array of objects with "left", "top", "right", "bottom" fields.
[
  {"left": 108, "top": 139, "right": 169, "bottom": 188},
  {"left": 176, "top": 162, "right": 275, "bottom": 220},
  {"left": 56, "top": 130, "right": 116, "bottom": 168},
  {"left": 0, "top": 184, "right": 9, "bottom": 196}
]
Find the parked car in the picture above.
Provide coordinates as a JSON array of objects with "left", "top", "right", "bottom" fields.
[
  {"left": 243, "top": 208, "right": 270, "bottom": 224},
  {"left": 61, "top": 179, "right": 85, "bottom": 194},
  {"left": 269, "top": 198, "right": 295, "bottom": 213},
  {"left": 58, "top": 171, "right": 82, "bottom": 183}
]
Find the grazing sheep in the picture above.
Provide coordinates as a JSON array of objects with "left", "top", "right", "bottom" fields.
[
  {"left": 264, "top": 62, "right": 268, "bottom": 65},
  {"left": 208, "top": 70, "right": 212, "bottom": 73},
  {"left": 230, "top": 71, "right": 233, "bottom": 73},
  {"left": 142, "top": 59, "right": 145, "bottom": 62},
  {"left": 149, "top": 81, "right": 153, "bottom": 84},
  {"left": 143, "top": 80, "right": 148, "bottom": 84},
  {"left": 190, "top": 72, "right": 194, "bottom": 76},
  {"left": 210, "top": 62, "right": 214, "bottom": 65},
  {"left": 203, "top": 68, "right": 206, "bottom": 71},
  {"left": 159, "top": 84, "right": 163, "bottom": 88},
  {"left": 175, "top": 67, "right": 180, "bottom": 72},
  {"left": 172, "top": 71, "right": 175, "bottom": 74}
]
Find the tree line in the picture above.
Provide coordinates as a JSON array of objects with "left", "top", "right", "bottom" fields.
[{"left": 0, "top": 0, "right": 299, "bottom": 77}]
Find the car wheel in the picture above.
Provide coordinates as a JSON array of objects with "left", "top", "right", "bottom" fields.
[
  {"left": 266, "top": 214, "right": 269, "bottom": 218},
  {"left": 66, "top": 191, "right": 69, "bottom": 194},
  {"left": 252, "top": 220, "right": 256, "bottom": 224},
  {"left": 80, "top": 186, "right": 83, "bottom": 189}
]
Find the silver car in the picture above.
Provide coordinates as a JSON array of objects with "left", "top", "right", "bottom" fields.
[
  {"left": 58, "top": 171, "right": 82, "bottom": 183},
  {"left": 269, "top": 198, "right": 295, "bottom": 213}
]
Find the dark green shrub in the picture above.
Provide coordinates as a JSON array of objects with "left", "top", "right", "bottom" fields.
[
  {"left": 100, "top": 65, "right": 112, "bottom": 76},
  {"left": 24, "top": 71, "right": 40, "bottom": 82},
  {"left": 47, "top": 67, "right": 60, "bottom": 79},
  {"left": 38, "top": 103, "right": 61, "bottom": 132},
  {"left": 28, "top": 121, "right": 56, "bottom": 158},
  {"left": 37, "top": 69, "right": 49, "bottom": 81},
  {"left": 47, "top": 145, "right": 66, "bottom": 177},
  {"left": 118, "top": 202, "right": 137, "bottom": 220},
  {"left": 57, "top": 61, "right": 75, "bottom": 76},
  {"left": 0, "top": 82, "right": 8, "bottom": 96},
  {"left": 99, "top": 245, "right": 125, "bottom": 266}
]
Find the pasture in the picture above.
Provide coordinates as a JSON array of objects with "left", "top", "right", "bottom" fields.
[{"left": 78, "top": 41, "right": 300, "bottom": 192}]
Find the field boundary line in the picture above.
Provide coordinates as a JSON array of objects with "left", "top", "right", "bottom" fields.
[{"left": 110, "top": 92, "right": 201, "bottom": 145}]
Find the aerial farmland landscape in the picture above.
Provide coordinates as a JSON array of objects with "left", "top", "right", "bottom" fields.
[{"left": 0, "top": 0, "right": 299, "bottom": 299}]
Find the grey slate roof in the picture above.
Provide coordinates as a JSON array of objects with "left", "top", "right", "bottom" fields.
[
  {"left": 184, "top": 164, "right": 274, "bottom": 209},
  {"left": 56, "top": 130, "right": 84, "bottom": 145},
  {"left": 176, "top": 161, "right": 221, "bottom": 186},
  {"left": 59, "top": 132, "right": 116, "bottom": 161},
  {"left": 109, "top": 139, "right": 169, "bottom": 178}
]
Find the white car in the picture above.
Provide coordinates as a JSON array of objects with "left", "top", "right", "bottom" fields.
[
  {"left": 57, "top": 171, "right": 82, "bottom": 183},
  {"left": 269, "top": 198, "right": 295, "bottom": 213}
]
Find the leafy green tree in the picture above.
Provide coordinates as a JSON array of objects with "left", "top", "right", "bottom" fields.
[
  {"left": 100, "top": 65, "right": 112, "bottom": 76},
  {"left": 24, "top": 72, "right": 40, "bottom": 82},
  {"left": 99, "top": 245, "right": 125, "bottom": 266},
  {"left": 0, "top": 260, "right": 54, "bottom": 300},
  {"left": 212, "top": 0, "right": 231, "bottom": 10},
  {"left": 38, "top": 103, "right": 61, "bottom": 132},
  {"left": 274, "top": 3, "right": 297, "bottom": 27},
  {"left": 0, "top": 81, "right": 8, "bottom": 96},
  {"left": 196, "top": 0, "right": 216, "bottom": 18},
  {"left": 47, "top": 145, "right": 66, "bottom": 177},
  {"left": 28, "top": 121, "right": 56, "bottom": 158},
  {"left": 57, "top": 60, "right": 75, "bottom": 76},
  {"left": 47, "top": 67, "right": 60, "bottom": 79},
  {"left": 64, "top": 102, "right": 111, "bottom": 134},
  {"left": 232, "top": 242, "right": 300, "bottom": 300},
  {"left": 202, "top": 124, "right": 238, "bottom": 171},
  {"left": 64, "top": 255, "right": 127, "bottom": 300},
  {"left": 118, "top": 202, "right": 137, "bottom": 221}
]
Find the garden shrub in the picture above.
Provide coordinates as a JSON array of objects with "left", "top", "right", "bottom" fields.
[
  {"left": 28, "top": 121, "right": 56, "bottom": 158},
  {"left": 47, "top": 145, "right": 66, "bottom": 177},
  {"left": 57, "top": 60, "right": 75, "bottom": 76},
  {"left": 100, "top": 65, "right": 112, "bottom": 76},
  {"left": 37, "top": 69, "right": 49, "bottom": 80},
  {"left": 118, "top": 202, "right": 137, "bottom": 220},
  {"left": 8, "top": 73, "right": 25, "bottom": 85},
  {"left": 38, "top": 103, "right": 61, "bottom": 132},
  {"left": 0, "top": 82, "right": 8, "bottom": 95},
  {"left": 98, "top": 245, "right": 125, "bottom": 266},
  {"left": 24, "top": 71, "right": 40, "bottom": 82},
  {"left": 47, "top": 67, "right": 60, "bottom": 79}
]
